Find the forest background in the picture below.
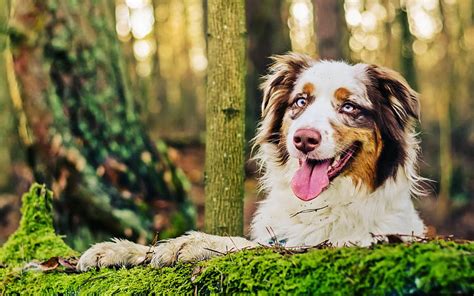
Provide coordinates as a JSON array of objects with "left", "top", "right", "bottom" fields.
[{"left": 0, "top": 0, "right": 472, "bottom": 251}]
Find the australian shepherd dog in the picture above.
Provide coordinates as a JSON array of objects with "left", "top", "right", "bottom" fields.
[{"left": 78, "top": 53, "right": 425, "bottom": 271}]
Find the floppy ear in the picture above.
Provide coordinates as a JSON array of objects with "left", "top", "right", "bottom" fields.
[
  {"left": 256, "top": 53, "right": 312, "bottom": 147},
  {"left": 260, "top": 53, "right": 313, "bottom": 117},
  {"left": 365, "top": 65, "right": 419, "bottom": 141},
  {"left": 364, "top": 65, "right": 420, "bottom": 185}
]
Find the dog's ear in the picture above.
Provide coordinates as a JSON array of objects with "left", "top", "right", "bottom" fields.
[
  {"left": 364, "top": 65, "right": 419, "bottom": 141},
  {"left": 363, "top": 65, "right": 420, "bottom": 185},
  {"left": 260, "top": 53, "right": 313, "bottom": 117},
  {"left": 256, "top": 53, "right": 312, "bottom": 147}
]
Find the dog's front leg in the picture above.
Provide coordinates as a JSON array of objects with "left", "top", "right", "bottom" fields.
[
  {"left": 150, "top": 231, "right": 258, "bottom": 267},
  {"left": 77, "top": 231, "right": 257, "bottom": 271},
  {"left": 77, "top": 238, "right": 151, "bottom": 271}
]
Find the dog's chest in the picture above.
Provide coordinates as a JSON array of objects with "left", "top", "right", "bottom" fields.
[{"left": 250, "top": 179, "right": 420, "bottom": 247}]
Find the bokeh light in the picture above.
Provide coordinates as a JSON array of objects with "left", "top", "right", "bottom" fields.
[{"left": 288, "top": 0, "right": 316, "bottom": 55}]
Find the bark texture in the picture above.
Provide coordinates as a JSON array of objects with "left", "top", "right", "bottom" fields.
[
  {"left": 205, "top": 0, "right": 246, "bottom": 236},
  {"left": 7, "top": 0, "right": 193, "bottom": 248}
]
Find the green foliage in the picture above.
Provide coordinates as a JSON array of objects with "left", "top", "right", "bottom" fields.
[{"left": 1, "top": 184, "right": 472, "bottom": 295}]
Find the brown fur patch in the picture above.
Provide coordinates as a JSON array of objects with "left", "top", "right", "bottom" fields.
[
  {"left": 334, "top": 87, "right": 351, "bottom": 102},
  {"left": 332, "top": 123, "right": 383, "bottom": 190},
  {"left": 303, "top": 83, "right": 315, "bottom": 95}
]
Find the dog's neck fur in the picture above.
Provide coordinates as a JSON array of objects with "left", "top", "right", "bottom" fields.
[{"left": 250, "top": 137, "right": 425, "bottom": 247}]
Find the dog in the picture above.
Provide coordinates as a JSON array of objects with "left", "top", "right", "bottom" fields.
[{"left": 77, "top": 53, "right": 425, "bottom": 271}]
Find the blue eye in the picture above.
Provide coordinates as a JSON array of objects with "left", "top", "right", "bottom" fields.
[
  {"left": 341, "top": 102, "right": 356, "bottom": 113},
  {"left": 295, "top": 97, "right": 307, "bottom": 108}
]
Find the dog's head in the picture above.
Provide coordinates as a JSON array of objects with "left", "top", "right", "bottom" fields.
[{"left": 255, "top": 53, "right": 420, "bottom": 201}]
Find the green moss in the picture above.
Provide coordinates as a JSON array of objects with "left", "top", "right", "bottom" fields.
[
  {"left": 0, "top": 183, "right": 77, "bottom": 265},
  {"left": 0, "top": 241, "right": 473, "bottom": 295},
  {"left": 196, "top": 241, "right": 473, "bottom": 295},
  {"left": 0, "top": 264, "right": 194, "bottom": 295},
  {"left": 0, "top": 184, "right": 472, "bottom": 294}
]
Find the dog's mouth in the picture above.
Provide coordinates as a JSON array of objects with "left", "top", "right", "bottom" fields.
[{"left": 291, "top": 143, "right": 359, "bottom": 201}]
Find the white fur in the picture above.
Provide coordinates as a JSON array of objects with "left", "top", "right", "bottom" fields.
[{"left": 251, "top": 146, "right": 425, "bottom": 247}]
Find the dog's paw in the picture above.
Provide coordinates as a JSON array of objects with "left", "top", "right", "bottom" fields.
[
  {"left": 77, "top": 239, "right": 149, "bottom": 271},
  {"left": 150, "top": 231, "right": 257, "bottom": 267}
]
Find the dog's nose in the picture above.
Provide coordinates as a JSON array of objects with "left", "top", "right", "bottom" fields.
[{"left": 293, "top": 128, "right": 321, "bottom": 153}]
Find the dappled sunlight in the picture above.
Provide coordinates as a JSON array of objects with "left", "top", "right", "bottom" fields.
[
  {"left": 288, "top": 0, "right": 316, "bottom": 55},
  {"left": 344, "top": 0, "right": 390, "bottom": 63},
  {"left": 116, "top": 0, "right": 155, "bottom": 77}
]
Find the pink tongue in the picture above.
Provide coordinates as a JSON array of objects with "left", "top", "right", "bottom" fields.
[{"left": 291, "top": 160, "right": 330, "bottom": 201}]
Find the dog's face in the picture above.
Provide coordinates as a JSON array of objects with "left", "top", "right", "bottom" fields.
[{"left": 256, "top": 53, "right": 419, "bottom": 201}]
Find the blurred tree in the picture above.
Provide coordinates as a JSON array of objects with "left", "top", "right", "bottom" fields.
[
  {"left": 205, "top": 0, "right": 246, "bottom": 236},
  {"left": 397, "top": 7, "right": 417, "bottom": 89},
  {"left": 150, "top": 0, "right": 206, "bottom": 142},
  {"left": 246, "top": 0, "right": 291, "bottom": 142},
  {"left": 245, "top": 0, "right": 291, "bottom": 142},
  {"left": 7, "top": 0, "right": 193, "bottom": 249},
  {"left": 0, "top": 0, "right": 12, "bottom": 189},
  {"left": 313, "top": 0, "right": 348, "bottom": 60},
  {"left": 435, "top": 0, "right": 459, "bottom": 222}
]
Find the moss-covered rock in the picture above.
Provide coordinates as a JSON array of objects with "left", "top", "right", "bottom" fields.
[
  {"left": 0, "top": 183, "right": 77, "bottom": 265},
  {"left": 1, "top": 184, "right": 473, "bottom": 295}
]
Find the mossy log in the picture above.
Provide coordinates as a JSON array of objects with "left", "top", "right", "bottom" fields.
[{"left": 1, "top": 184, "right": 473, "bottom": 295}]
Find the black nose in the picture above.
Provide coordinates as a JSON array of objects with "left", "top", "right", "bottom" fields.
[{"left": 293, "top": 128, "right": 322, "bottom": 153}]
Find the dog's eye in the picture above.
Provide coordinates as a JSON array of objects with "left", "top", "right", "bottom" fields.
[
  {"left": 341, "top": 102, "right": 357, "bottom": 113},
  {"left": 294, "top": 97, "right": 307, "bottom": 108}
]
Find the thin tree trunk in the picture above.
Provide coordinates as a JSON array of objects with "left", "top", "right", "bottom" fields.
[
  {"left": 8, "top": 0, "right": 193, "bottom": 248},
  {"left": 0, "top": 0, "right": 12, "bottom": 188},
  {"left": 313, "top": 0, "right": 348, "bottom": 60},
  {"left": 398, "top": 8, "right": 418, "bottom": 89},
  {"left": 205, "top": 0, "right": 246, "bottom": 236},
  {"left": 436, "top": 1, "right": 459, "bottom": 222}
]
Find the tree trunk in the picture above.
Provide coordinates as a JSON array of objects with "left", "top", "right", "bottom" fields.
[
  {"left": 313, "top": 0, "right": 348, "bottom": 60},
  {"left": 436, "top": 1, "right": 460, "bottom": 222},
  {"left": 397, "top": 8, "right": 418, "bottom": 90},
  {"left": 7, "top": 0, "right": 193, "bottom": 248},
  {"left": 205, "top": 0, "right": 246, "bottom": 236}
]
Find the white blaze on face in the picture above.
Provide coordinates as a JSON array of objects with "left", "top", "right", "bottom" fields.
[
  {"left": 286, "top": 61, "right": 368, "bottom": 160},
  {"left": 286, "top": 92, "right": 337, "bottom": 159},
  {"left": 285, "top": 61, "right": 370, "bottom": 201}
]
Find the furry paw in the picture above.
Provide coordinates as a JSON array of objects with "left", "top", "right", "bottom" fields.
[
  {"left": 77, "top": 239, "right": 149, "bottom": 271},
  {"left": 150, "top": 231, "right": 257, "bottom": 267}
]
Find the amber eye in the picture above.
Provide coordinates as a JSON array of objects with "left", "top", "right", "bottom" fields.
[
  {"left": 295, "top": 97, "right": 307, "bottom": 108},
  {"left": 341, "top": 102, "right": 357, "bottom": 113}
]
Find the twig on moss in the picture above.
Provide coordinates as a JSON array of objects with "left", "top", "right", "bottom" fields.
[{"left": 203, "top": 248, "right": 228, "bottom": 256}]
